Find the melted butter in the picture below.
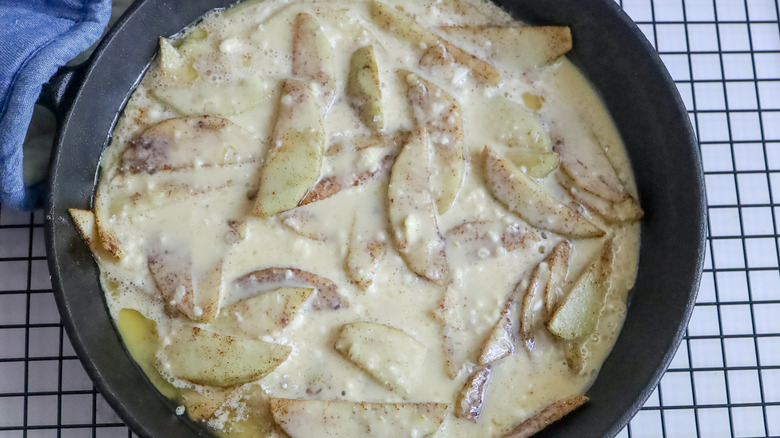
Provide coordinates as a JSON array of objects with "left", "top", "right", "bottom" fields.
[{"left": 93, "top": 0, "right": 641, "bottom": 436}]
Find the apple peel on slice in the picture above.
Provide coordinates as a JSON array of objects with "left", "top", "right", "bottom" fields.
[
  {"left": 455, "top": 365, "right": 492, "bottom": 422},
  {"left": 501, "top": 394, "right": 589, "bottom": 438},
  {"left": 120, "top": 115, "right": 260, "bottom": 174},
  {"left": 234, "top": 267, "right": 347, "bottom": 311},
  {"left": 482, "top": 146, "right": 604, "bottom": 238}
]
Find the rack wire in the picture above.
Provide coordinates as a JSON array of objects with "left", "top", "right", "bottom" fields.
[{"left": 1, "top": 0, "right": 779, "bottom": 436}]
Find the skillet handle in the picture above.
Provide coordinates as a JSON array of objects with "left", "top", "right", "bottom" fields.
[{"left": 38, "top": 65, "right": 84, "bottom": 122}]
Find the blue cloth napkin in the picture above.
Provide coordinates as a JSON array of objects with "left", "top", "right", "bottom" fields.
[{"left": 0, "top": 0, "right": 112, "bottom": 210}]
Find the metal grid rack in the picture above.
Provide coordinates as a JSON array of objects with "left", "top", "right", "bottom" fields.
[{"left": 1, "top": 0, "right": 779, "bottom": 436}]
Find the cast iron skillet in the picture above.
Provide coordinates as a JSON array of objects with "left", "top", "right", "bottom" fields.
[{"left": 45, "top": 0, "right": 706, "bottom": 436}]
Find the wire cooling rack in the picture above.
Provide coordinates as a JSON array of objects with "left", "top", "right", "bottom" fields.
[{"left": 1, "top": 0, "right": 779, "bottom": 436}]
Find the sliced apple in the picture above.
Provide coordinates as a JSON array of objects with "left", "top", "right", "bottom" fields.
[
  {"left": 253, "top": 130, "right": 323, "bottom": 217},
  {"left": 214, "top": 287, "right": 315, "bottom": 337},
  {"left": 299, "top": 150, "right": 397, "bottom": 206},
  {"left": 347, "top": 45, "right": 384, "bottom": 132},
  {"left": 292, "top": 13, "right": 336, "bottom": 109},
  {"left": 486, "top": 96, "right": 551, "bottom": 151},
  {"left": 346, "top": 216, "right": 387, "bottom": 290},
  {"left": 547, "top": 240, "right": 613, "bottom": 341},
  {"left": 334, "top": 322, "right": 427, "bottom": 395},
  {"left": 438, "top": 26, "right": 572, "bottom": 72},
  {"left": 371, "top": 2, "right": 500, "bottom": 86},
  {"left": 151, "top": 77, "right": 274, "bottom": 116},
  {"left": 519, "top": 258, "right": 552, "bottom": 352},
  {"left": 270, "top": 399, "right": 449, "bottom": 437},
  {"left": 557, "top": 170, "right": 643, "bottom": 223},
  {"left": 544, "top": 240, "right": 572, "bottom": 316},
  {"left": 159, "top": 326, "right": 291, "bottom": 387},
  {"left": 146, "top": 241, "right": 223, "bottom": 323},
  {"left": 93, "top": 184, "right": 125, "bottom": 259},
  {"left": 501, "top": 394, "right": 588, "bottom": 438},
  {"left": 271, "top": 78, "right": 324, "bottom": 144},
  {"left": 478, "top": 283, "right": 521, "bottom": 365},
  {"left": 506, "top": 149, "right": 559, "bottom": 179},
  {"left": 552, "top": 136, "right": 631, "bottom": 204},
  {"left": 158, "top": 37, "right": 197, "bottom": 82},
  {"left": 280, "top": 209, "right": 330, "bottom": 241},
  {"left": 405, "top": 72, "right": 465, "bottom": 214},
  {"left": 120, "top": 115, "right": 259, "bottom": 174},
  {"left": 180, "top": 387, "right": 232, "bottom": 421},
  {"left": 482, "top": 146, "right": 604, "bottom": 239},
  {"left": 68, "top": 208, "right": 103, "bottom": 256},
  {"left": 455, "top": 365, "right": 492, "bottom": 422},
  {"left": 446, "top": 220, "right": 540, "bottom": 262},
  {"left": 388, "top": 128, "right": 449, "bottom": 284},
  {"left": 235, "top": 267, "right": 347, "bottom": 311}
]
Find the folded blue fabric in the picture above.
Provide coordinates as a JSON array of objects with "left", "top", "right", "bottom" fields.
[{"left": 0, "top": 0, "right": 112, "bottom": 210}]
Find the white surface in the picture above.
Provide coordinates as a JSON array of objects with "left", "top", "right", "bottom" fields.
[{"left": 1, "top": 0, "right": 779, "bottom": 436}]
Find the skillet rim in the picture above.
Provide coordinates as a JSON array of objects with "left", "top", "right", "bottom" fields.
[{"left": 45, "top": 0, "right": 706, "bottom": 437}]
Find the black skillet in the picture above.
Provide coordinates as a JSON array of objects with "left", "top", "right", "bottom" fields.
[{"left": 45, "top": 0, "right": 706, "bottom": 436}]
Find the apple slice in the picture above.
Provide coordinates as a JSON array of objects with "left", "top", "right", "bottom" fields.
[
  {"left": 502, "top": 394, "right": 588, "bottom": 438},
  {"left": 270, "top": 399, "right": 449, "bottom": 438},
  {"left": 298, "top": 150, "right": 397, "bottom": 207},
  {"left": 557, "top": 170, "right": 643, "bottom": 223},
  {"left": 486, "top": 96, "right": 552, "bottom": 151},
  {"left": 446, "top": 220, "right": 540, "bottom": 262},
  {"left": 371, "top": 2, "right": 500, "bottom": 86},
  {"left": 254, "top": 130, "right": 323, "bottom": 217},
  {"left": 346, "top": 216, "right": 387, "bottom": 290},
  {"left": 158, "top": 37, "right": 197, "bottom": 82},
  {"left": 547, "top": 240, "right": 613, "bottom": 341},
  {"left": 270, "top": 78, "right": 324, "bottom": 144},
  {"left": 519, "top": 257, "right": 552, "bottom": 352},
  {"left": 280, "top": 210, "right": 330, "bottom": 241},
  {"left": 146, "top": 241, "right": 223, "bottom": 323},
  {"left": 180, "top": 387, "right": 232, "bottom": 421},
  {"left": 347, "top": 45, "right": 384, "bottom": 132},
  {"left": 120, "top": 115, "right": 259, "bottom": 174},
  {"left": 405, "top": 72, "right": 465, "bottom": 214},
  {"left": 293, "top": 13, "right": 336, "bottom": 109},
  {"left": 214, "top": 287, "right": 314, "bottom": 337},
  {"left": 93, "top": 185, "right": 125, "bottom": 259},
  {"left": 151, "top": 77, "right": 274, "bottom": 116},
  {"left": 235, "top": 267, "right": 347, "bottom": 311},
  {"left": 438, "top": 26, "right": 572, "bottom": 72},
  {"left": 482, "top": 146, "right": 604, "bottom": 239},
  {"left": 478, "top": 284, "right": 520, "bottom": 365},
  {"left": 334, "top": 322, "right": 427, "bottom": 395},
  {"left": 68, "top": 208, "right": 105, "bottom": 256},
  {"left": 159, "top": 326, "right": 291, "bottom": 387},
  {"left": 544, "top": 240, "right": 572, "bottom": 316},
  {"left": 552, "top": 136, "right": 631, "bottom": 204},
  {"left": 506, "top": 149, "right": 559, "bottom": 179},
  {"left": 455, "top": 365, "right": 492, "bottom": 422},
  {"left": 388, "top": 128, "right": 449, "bottom": 284}
]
